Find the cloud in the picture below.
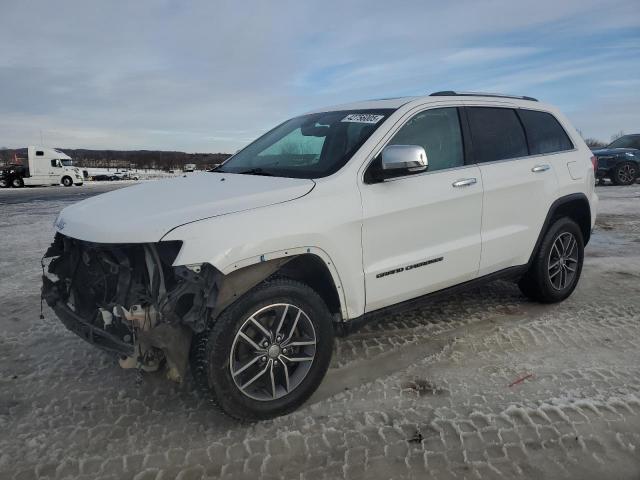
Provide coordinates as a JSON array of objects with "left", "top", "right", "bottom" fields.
[
  {"left": 445, "top": 47, "right": 543, "bottom": 65},
  {"left": 0, "top": 0, "right": 638, "bottom": 150}
]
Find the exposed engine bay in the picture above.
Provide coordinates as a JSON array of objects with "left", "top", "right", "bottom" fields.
[
  {"left": 41, "top": 233, "right": 219, "bottom": 381},
  {"left": 41, "top": 233, "right": 291, "bottom": 382}
]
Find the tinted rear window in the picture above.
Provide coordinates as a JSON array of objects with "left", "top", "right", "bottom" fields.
[
  {"left": 467, "top": 107, "right": 528, "bottom": 163},
  {"left": 518, "top": 109, "right": 573, "bottom": 154}
]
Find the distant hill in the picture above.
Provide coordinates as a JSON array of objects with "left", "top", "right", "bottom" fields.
[{"left": 0, "top": 147, "right": 232, "bottom": 170}]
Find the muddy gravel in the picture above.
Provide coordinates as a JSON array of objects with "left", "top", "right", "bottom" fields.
[{"left": 1, "top": 183, "right": 639, "bottom": 479}]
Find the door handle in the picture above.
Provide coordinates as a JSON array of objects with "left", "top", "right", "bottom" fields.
[
  {"left": 452, "top": 178, "right": 477, "bottom": 188},
  {"left": 531, "top": 164, "right": 550, "bottom": 173}
]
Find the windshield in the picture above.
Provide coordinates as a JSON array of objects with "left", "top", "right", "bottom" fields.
[
  {"left": 217, "top": 109, "right": 394, "bottom": 178},
  {"left": 60, "top": 159, "right": 73, "bottom": 167},
  {"left": 608, "top": 135, "right": 640, "bottom": 150}
]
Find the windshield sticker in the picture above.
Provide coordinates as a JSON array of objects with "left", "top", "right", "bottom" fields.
[{"left": 341, "top": 114, "right": 385, "bottom": 124}]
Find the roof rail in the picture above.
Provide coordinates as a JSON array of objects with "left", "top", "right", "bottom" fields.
[{"left": 430, "top": 91, "right": 538, "bottom": 102}]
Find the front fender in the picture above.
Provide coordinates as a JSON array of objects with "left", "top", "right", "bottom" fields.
[{"left": 161, "top": 189, "right": 365, "bottom": 319}]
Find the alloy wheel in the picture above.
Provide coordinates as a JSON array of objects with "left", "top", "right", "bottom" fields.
[
  {"left": 618, "top": 164, "right": 636, "bottom": 184},
  {"left": 547, "top": 232, "right": 578, "bottom": 290},
  {"left": 229, "top": 303, "right": 317, "bottom": 401}
]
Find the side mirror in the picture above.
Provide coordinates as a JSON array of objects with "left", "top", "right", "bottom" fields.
[{"left": 381, "top": 145, "right": 428, "bottom": 174}]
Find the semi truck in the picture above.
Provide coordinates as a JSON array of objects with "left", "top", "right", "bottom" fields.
[{"left": 0, "top": 147, "right": 84, "bottom": 188}]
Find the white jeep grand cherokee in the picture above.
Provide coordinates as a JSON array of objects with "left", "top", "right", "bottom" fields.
[{"left": 43, "top": 91, "right": 598, "bottom": 420}]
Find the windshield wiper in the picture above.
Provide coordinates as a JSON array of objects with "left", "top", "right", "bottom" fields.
[{"left": 237, "top": 168, "right": 275, "bottom": 176}]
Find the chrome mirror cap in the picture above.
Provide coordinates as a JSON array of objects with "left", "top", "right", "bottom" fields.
[{"left": 381, "top": 145, "right": 428, "bottom": 172}]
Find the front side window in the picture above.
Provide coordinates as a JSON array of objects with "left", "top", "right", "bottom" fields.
[
  {"left": 386, "top": 107, "right": 464, "bottom": 172},
  {"left": 50, "top": 159, "right": 57, "bottom": 167},
  {"left": 518, "top": 109, "right": 573, "bottom": 154},
  {"left": 467, "top": 107, "right": 528, "bottom": 163},
  {"left": 217, "top": 109, "right": 393, "bottom": 179}
]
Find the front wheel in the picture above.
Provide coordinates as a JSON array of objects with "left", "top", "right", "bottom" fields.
[
  {"left": 519, "top": 217, "right": 584, "bottom": 303},
  {"left": 0, "top": 178, "right": 9, "bottom": 188},
  {"left": 611, "top": 161, "right": 637, "bottom": 186},
  {"left": 190, "top": 278, "right": 334, "bottom": 420},
  {"left": 62, "top": 176, "right": 73, "bottom": 187}
]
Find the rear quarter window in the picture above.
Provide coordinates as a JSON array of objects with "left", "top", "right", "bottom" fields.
[
  {"left": 518, "top": 109, "right": 573, "bottom": 155},
  {"left": 466, "top": 107, "right": 528, "bottom": 163}
]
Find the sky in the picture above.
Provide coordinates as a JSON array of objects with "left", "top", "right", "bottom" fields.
[{"left": 1, "top": 0, "right": 639, "bottom": 153}]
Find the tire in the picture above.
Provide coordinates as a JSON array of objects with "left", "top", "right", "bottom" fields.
[
  {"left": 190, "top": 278, "right": 334, "bottom": 421},
  {"left": 0, "top": 178, "right": 9, "bottom": 188},
  {"left": 611, "top": 161, "right": 637, "bottom": 186},
  {"left": 11, "top": 177, "right": 24, "bottom": 188},
  {"left": 519, "top": 217, "right": 584, "bottom": 303},
  {"left": 62, "top": 176, "right": 73, "bottom": 187}
]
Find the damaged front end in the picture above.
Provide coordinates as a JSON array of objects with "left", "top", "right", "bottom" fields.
[{"left": 42, "top": 233, "right": 220, "bottom": 382}]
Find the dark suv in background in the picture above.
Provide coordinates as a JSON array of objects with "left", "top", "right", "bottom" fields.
[{"left": 592, "top": 134, "right": 640, "bottom": 185}]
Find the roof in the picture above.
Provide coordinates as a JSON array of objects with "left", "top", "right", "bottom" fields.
[
  {"left": 309, "top": 96, "right": 419, "bottom": 113},
  {"left": 307, "top": 91, "right": 540, "bottom": 114}
]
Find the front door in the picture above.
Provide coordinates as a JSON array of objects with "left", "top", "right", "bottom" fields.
[
  {"left": 49, "top": 159, "right": 63, "bottom": 184},
  {"left": 360, "top": 107, "right": 483, "bottom": 312}
]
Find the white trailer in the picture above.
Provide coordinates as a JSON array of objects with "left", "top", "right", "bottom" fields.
[
  {"left": 184, "top": 163, "right": 196, "bottom": 172},
  {"left": 0, "top": 147, "right": 84, "bottom": 187}
]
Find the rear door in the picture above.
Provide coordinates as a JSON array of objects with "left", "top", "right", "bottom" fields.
[
  {"left": 464, "top": 105, "right": 559, "bottom": 275},
  {"left": 360, "top": 106, "right": 483, "bottom": 312}
]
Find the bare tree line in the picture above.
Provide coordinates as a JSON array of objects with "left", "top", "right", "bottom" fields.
[
  {"left": 579, "top": 130, "right": 626, "bottom": 149},
  {"left": 0, "top": 148, "right": 231, "bottom": 170}
]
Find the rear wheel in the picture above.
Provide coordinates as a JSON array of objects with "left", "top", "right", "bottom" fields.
[
  {"left": 11, "top": 177, "right": 24, "bottom": 188},
  {"left": 611, "top": 162, "right": 637, "bottom": 186},
  {"left": 519, "top": 217, "right": 584, "bottom": 303},
  {"left": 62, "top": 176, "right": 73, "bottom": 187},
  {"left": 190, "top": 278, "right": 334, "bottom": 420}
]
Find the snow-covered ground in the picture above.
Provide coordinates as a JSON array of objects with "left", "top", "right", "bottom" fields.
[
  {"left": 0, "top": 185, "right": 639, "bottom": 479},
  {"left": 83, "top": 168, "right": 187, "bottom": 182}
]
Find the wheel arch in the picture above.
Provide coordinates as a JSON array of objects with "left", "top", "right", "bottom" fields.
[
  {"left": 211, "top": 248, "right": 348, "bottom": 322},
  {"left": 277, "top": 254, "right": 343, "bottom": 319},
  {"left": 529, "top": 193, "right": 592, "bottom": 266}
]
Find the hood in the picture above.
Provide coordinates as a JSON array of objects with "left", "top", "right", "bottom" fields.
[
  {"left": 592, "top": 147, "right": 638, "bottom": 156},
  {"left": 55, "top": 173, "right": 315, "bottom": 243}
]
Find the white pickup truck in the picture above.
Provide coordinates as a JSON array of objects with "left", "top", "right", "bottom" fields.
[{"left": 0, "top": 146, "right": 83, "bottom": 188}]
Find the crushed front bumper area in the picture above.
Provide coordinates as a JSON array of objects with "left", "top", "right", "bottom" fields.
[
  {"left": 41, "top": 233, "right": 220, "bottom": 381},
  {"left": 43, "top": 284, "right": 135, "bottom": 356}
]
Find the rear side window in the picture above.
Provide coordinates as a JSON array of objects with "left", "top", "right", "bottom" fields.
[
  {"left": 518, "top": 109, "right": 573, "bottom": 154},
  {"left": 466, "top": 107, "right": 528, "bottom": 163}
]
